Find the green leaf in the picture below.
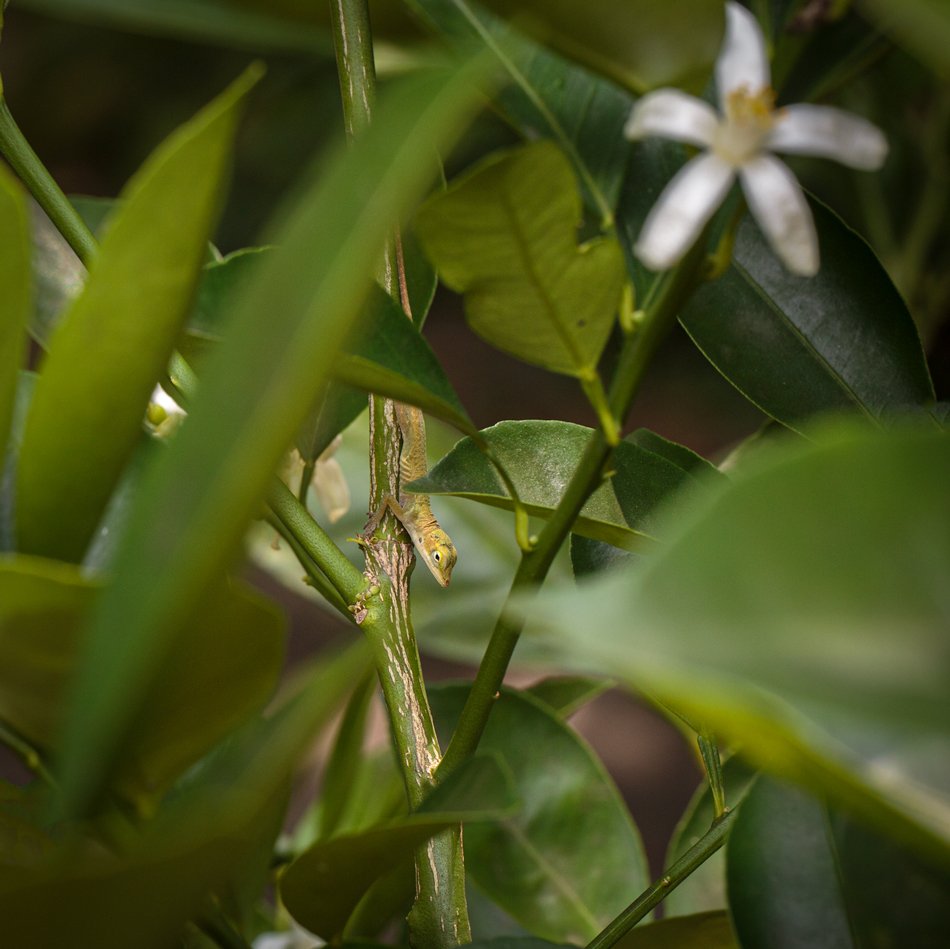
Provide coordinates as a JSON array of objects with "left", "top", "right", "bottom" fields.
[
  {"left": 526, "top": 676, "right": 612, "bottom": 718},
  {"left": 0, "top": 643, "right": 370, "bottom": 949},
  {"left": 680, "top": 202, "right": 935, "bottom": 431},
  {"left": 614, "top": 911, "right": 737, "bottom": 949},
  {"left": 727, "top": 777, "right": 950, "bottom": 949},
  {"left": 0, "top": 556, "right": 285, "bottom": 803},
  {"left": 0, "top": 165, "right": 29, "bottom": 465},
  {"left": 472, "top": 0, "right": 723, "bottom": 93},
  {"left": 855, "top": 0, "right": 950, "bottom": 77},
  {"left": 525, "top": 422, "right": 950, "bottom": 864},
  {"left": 467, "top": 940, "right": 575, "bottom": 949},
  {"left": 411, "top": 420, "right": 705, "bottom": 550},
  {"left": 188, "top": 246, "right": 270, "bottom": 341},
  {"left": 15, "top": 65, "right": 261, "bottom": 563},
  {"left": 56, "top": 58, "right": 487, "bottom": 819},
  {"left": 415, "top": 141, "right": 626, "bottom": 377},
  {"left": 663, "top": 757, "right": 758, "bottom": 918},
  {"left": 430, "top": 686, "right": 650, "bottom": 943},
  {"left": 404, "top": 0, "right": 633, "bottom": 219},
  {"left": 280, "top": 754, "right": 518, "bottom": 940}
]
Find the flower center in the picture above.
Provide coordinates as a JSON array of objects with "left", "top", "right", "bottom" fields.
[{"left": 714, "top": 85, "right": 777, "bottom": 166}]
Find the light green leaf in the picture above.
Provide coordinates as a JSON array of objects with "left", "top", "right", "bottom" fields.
[
  {"left": 280, "top": 754, "right": 518, "bottom": 940},
  {"left": 410, "top": 420, "right": 705, "bottom": 550},
  {"left": 0, "top": 165, "right": 29, "bottom": 467},
  {"left": 431, "top": 686, "right": 650, "bottom": 943},
  {"left": 16, "top": 65, "right": 261, "bottom": 562},
  {"left": 525, "top": 422, "right": 950, "bottom": 864},
  {"left": 56, "top": 58, "right": 487, "bottom": 819},
  {"left": 415, "top": 141, "right": 625, "bottom": 377}
]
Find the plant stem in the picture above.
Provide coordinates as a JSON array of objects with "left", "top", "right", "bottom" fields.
[
  {"left": 586, "top": 808, "right": 738, "bottom": 949},
  {"left": 0, "top": 719, "right": 58, "bottom": 788},
  {"left": 0, "top": 96, "right": 97, "bottom": 264},
  {"left": 439, "top": 246, "right": 706, "bottom": 780},
  {"left": 329, "top": 1, "right": 470, "bottom": 944}
]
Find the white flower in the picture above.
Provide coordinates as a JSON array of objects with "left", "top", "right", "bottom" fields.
[{"left": 624, "top": 1, "right": 888, "bottom": 276}]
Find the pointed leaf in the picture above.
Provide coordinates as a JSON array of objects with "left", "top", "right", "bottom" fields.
[
  {"left": 415, "top": 141, "right": 625, "bottom": 377},
  {"left": 680, "top": 202, "right": 935, "bottom": 431},
  {"left": 280, "top": 754, "right": 518, "bottom": 939},
  {"left": 0, "top": 165, "right": 29, "bottom": 465},
  {"left": 526, "top": 423, "right": 950, "bottom": 863},
  {"left": 526, "top": 676, "right": 612, "bottom": 718},
  {"left": 56, "top": 59, "right": 487, "bottom": 818},
  {"left": 410, "top": 420, "right": 705, "bottom": 550},
  {"left": 431, "top": 686, "right": 650, "bottom": 944},
  {"left": 16, "top": 66, "right": 261, "bottom": 562}
]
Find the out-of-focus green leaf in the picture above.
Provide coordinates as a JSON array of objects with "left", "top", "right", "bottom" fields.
[
  {"left": 410, "top": 420, "right": 705, "bottom": 550},
  {"left": 0, "top": 642, "right": 370, "bottom": 949},
  {"left": 405, "top": 0, "right": 632, "bottom": 218},
  {"left": 525, "top": 676, "right": 612, "bottom": 718},
  {"left": 56, "top": 58, "right": 487, "bottom": 820},
  {"left": 16, "top": 66, "right": 261, "bottom": 563},
  {"left": 0, "top": 165, "right": 28, "bottom": 466},
  {"left": 614, "top": 911, "right": 737, "bottom": 949},
  {"left": 727, "top": 777, "right": 950, "bottom": 949},
  {"left": 415, "top": 142, "right": 625, "bottom": 377},
  {"left": 431, "top": 686, "right": 650, "bottom": 944},
  {"left": 663, "top": 757, "right": 758, "bottom": 918},
  {"left": 473, "top": 0, "right": 723, "bottom": 93},
  {"left": 280, "top": 754, "right": 518, "bottom": 940},
  {"left": 0, "top": 556, "right": 285, "bottom": 803},
  {"left": 856, "top": 0, "right": 950, "bottom": 77},
  {"left": 680, "top": 202, "right": 934, "bottom": 431},
  {"left": 525, "top": 422, "right": 950, "bottom": 864}
]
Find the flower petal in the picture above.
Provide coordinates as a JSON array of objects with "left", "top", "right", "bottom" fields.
[
  {"left": 635, "top": 153, "right": 735, "bottom": 271},
  {"left": 767, "top": 104, "right": 888, "bottom": 170},
  {"left": 739, "top": 155, "right": 818, "bottom": 276},
  {"left": 716, "top": 2, "right": 770, "bottom": 107},
  {"left": 625, "top": 90, "right": 719, "bottom": 148}
]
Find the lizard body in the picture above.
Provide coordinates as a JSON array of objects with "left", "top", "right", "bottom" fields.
[{"left": 376, "top": 401, "right": 457, "bottom": 586}]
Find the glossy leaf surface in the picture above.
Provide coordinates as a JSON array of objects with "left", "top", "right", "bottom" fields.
[
  {"left": 727, "top": 777, "right": 950, "bottom": 949},
  {"left": 474, "top": 0, "right": 723, "bottom": 93},
  {"left": 0, "top": 165, "right": 29, "bottom": 465},
  {"left": 681, "top": 203, "right": 934, "bottom": 431},
  {"left": 280, "top": 754, "right": 517, "bottom": 939},
  {"left": 415, "top": 141, "right": 625, "bottom": 377},
  {"left": 431, "top": 686, "right": 649, "bottom": 943},
  {"left": 56, "top": 60, "right": 486, "bottom": 817},
  {"left": 410, "top": 420, "right": 705, "bottom": 550},
  {"left": 16, "top": 66, "right": 260, "bottom": 562},
  {"left": 525, "top": 423, "right": 950, "bottom": 862}
]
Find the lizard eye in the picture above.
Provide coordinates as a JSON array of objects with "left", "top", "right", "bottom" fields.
[{"left": 433, "top": 551, "right": 442, "bottom": 563}]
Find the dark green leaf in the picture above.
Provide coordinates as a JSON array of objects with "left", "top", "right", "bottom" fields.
[
  {"left": 614, "top": 911, "right": 736, "bottom": 949},
  {"left": 56, "top": 58, "right": 487, "bottom": 818},
  {"left": 525, "top": 676, "right": 612, "bottom": 718},
  {"left": 466, "top": 940, "right": 576, "bottom": 949},
  {"left": 0, "top": 556, "right": 285, "bottom": 803},
  {"left": 626, "top": 429, "right": 720, "bottom": 478},
  {"left": 415, "top": 141, "right": 625, "bottom": 377},
  {"left": 663, "top": 757, "right": 758, "bottom": 918},
  {"left": 16, "top": 66, "right": 261, "bottom": 562},
  {"left": 680, "top": 202, "right": 935, "bottom": 431},
  {"left": 411, "top": 420, "right": 705, "bottom": 550},
  {"left": 404, "top": 0, "right": 632, "bottom": 218},
  {"left": 472, "top": 0, "right": 723, "bottom": 93},
  {"left": 570, "top": 533, "right": 634, "bottom": 576},
  {"left": 431, "top": 686, "right": 649, "bottom": 943},
  {"left": 280, "top": 754, "right": 518, "bottom": 940},
  {"left": 526, "top": 422, "right": 950, "bottom": 863},
  {"left": 0, "top": 165, "right": 29, "bottom": 466},
  {"left": 855, "top": 0, "right": 950, "bottom": 77},
  {"left": 188, "top": 246, "right": 270, "bottom": 340},
  {"left": 727, "top": 777, "right": 950, "bottom": 949}
]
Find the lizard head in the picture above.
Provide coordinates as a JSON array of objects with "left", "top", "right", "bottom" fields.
[{"left": 421, "top": 528, "right": 457, "bottom": 587}]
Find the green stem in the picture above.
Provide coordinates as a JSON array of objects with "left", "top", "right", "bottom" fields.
[
  {"left": 585, "top": 808, "right": 738, "bottom": 949},
  {"left": 329, "top": 2, "right": 470, "bottom": 944},
  {"left": 439, "top": 246, "right": 706, "bottom": 781},
  {"left": 0, "top": 719, "right": 58, "bottom": 788},
  {"left": 0, "top": 96, "right": 97, "bottom": 264}
]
